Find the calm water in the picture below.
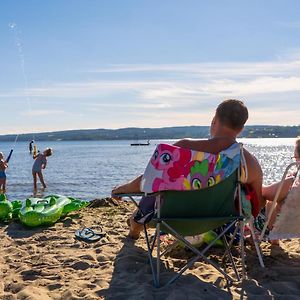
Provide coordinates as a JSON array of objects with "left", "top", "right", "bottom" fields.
[{"left": 0, "top": 138, "right": 296, "bottom": 201}]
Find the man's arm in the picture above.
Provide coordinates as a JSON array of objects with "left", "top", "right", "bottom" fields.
[
  {"left": 112, "top": 174, "right": 143, "bottom": 195},
  {"left": 243, "top": 149, "right": 264, "bottom": 209}
]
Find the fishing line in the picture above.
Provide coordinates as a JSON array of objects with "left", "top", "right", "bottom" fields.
[{"left": 8, "top": 22, "right": 36, "bottom": 161}]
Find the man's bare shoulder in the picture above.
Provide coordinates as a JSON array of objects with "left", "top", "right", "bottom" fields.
[
  {"left": 174, "top": 138, "right": 216, "bottom": 153},
  {"left": 243, "top": 148, "right": 260, "bottom": 165},
  {"left": 175, "top": 138, "right": 236, "bottom": 154}
]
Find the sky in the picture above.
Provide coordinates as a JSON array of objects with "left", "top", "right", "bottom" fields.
[{"left": 1, "top": 0, "right": 300, "bottom": 134}]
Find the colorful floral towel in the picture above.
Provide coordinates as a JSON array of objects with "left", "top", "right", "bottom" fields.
[{"left": 141, "top": 143, "right": 241, "bottom": 193}]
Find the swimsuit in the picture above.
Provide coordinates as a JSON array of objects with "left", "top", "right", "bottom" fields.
[
  {"left": 32, "top": 153, "right": 47, "bottom": 173},
  {"left": 0, "top": 171, "right": 6, "bottom": 179}
]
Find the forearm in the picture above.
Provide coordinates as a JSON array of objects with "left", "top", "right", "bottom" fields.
[
  {"left": 112, "top": 175, "right": 143, "bottom": 194},
  {"left": 173, "top": 138, "right": 190, "bottom": 148}
]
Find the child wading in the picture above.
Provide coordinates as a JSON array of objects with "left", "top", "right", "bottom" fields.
[
  {"left": 0, "top": 152, "right": 8, "bottom": 192},
  {"left": 32, "top": 148, "right": 52, "bottom": 190}
]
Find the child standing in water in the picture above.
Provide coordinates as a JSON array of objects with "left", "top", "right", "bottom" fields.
[
  {"left": 0, "top": 152, "right": 8, "bottom": 192},
  {"left": 32, "top": 148, "right": 52, "bottom": 190}
]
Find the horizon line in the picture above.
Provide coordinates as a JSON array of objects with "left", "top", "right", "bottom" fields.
[{"left": 1, "top": 124, "right": 299, "bottom": 137}]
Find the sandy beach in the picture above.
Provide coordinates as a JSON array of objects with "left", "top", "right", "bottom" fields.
[{"left": 1, "top": 198, "right": 300, "bottom": 300}]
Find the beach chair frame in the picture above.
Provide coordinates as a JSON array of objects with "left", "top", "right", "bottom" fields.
[
  {"left": 259, "top": 161, "right": 300, "bottom": 243},
  {"left": 119, "top": 167, "right": 251, "bottom": 287}
]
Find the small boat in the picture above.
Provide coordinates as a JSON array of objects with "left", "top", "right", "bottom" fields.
[{"left": 130, "top": 140, "right": 150, "bottom": 146}]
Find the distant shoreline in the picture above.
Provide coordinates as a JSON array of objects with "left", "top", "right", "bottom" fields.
[{"left": 0, "top": 125, "right": 299, "bottom": 141}]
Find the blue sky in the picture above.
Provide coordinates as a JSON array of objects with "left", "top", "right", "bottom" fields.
[{"left": 1, "top": 0, "right": 300, "bottom": 134}]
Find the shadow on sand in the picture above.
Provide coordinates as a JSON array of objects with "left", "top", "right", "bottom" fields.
[{"left": 97, "top": 236, "right": 234, "bottom": 300}]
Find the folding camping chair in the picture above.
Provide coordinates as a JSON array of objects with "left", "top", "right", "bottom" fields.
[
  {"left": 259, "top": 161, "right": 300, "bottom": 244},
  {"left": 114, "top": 143, "right": 263, "bottom": 287}
]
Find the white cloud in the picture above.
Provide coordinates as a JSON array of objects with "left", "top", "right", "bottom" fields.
[
  {"left": 1, "top": 56, "right": 300, "bottom": 102},
  {"left": 90, "top": 59, "right": 300, "bottom": 77},
  {"left": 1, "top": 54, "right": 300, "bottom": 132},
  {"left": 20, "top": 109, "right": 65, "bottom": 116}
]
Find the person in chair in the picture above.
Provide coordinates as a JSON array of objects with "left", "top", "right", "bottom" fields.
[{"left": 112, "top": 99, "right": 263, "bottom": 239}]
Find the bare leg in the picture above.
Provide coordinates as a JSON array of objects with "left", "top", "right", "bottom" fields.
[
  {"left": 112, "top": 175, "right": 145, "bottom": 239},
  {"left": 128, "top": 212, "right": 144, "bottom": 240},
  {"left": 262, "top": 177, "right": 294, "bottom": 203},
  {"left": 32, "top": 172, "right": 38, "bottom": 190},
  {"left": 265, "top": 201, "right": 280, "bottom": 245},
  {"left": 37, "top": 171, "right": 47, "bottom": 188},
  {"left": 0, "top": 179, "right": 3, "bottom": 191},
  {"left": 262, "top": 177, "right": 294, "bottom": 230}
]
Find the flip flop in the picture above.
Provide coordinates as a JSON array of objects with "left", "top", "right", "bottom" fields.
[{"left": 75, "top": 227, "right": 106, "bottom": 242}]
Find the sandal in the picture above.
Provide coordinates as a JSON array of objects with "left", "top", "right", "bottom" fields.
[{"left": 75, "top": 227, "right": 106, "bottom": 242}]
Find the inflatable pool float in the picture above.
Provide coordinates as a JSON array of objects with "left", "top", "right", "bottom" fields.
[
  {"left": 0, "top": 194, "right": 88, "bottom": 227},
  {"left": 0, "top": 194, "right": 13, "bottom": 221},
  {"left": 0, "top": 194, "right": 22, "bottom": 221},
  {"left": 19, "top": 195, "right": 89, "bottom": 227}
]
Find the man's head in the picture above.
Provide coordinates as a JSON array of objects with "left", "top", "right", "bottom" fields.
[
  {"left": 210, "top": 99, "right": 248, "bottom": 138},
  {"left": 216, "top": 99, "right": 248, "bottom": 130}
]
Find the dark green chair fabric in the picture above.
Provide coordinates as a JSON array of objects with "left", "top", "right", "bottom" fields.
[{"left": 154, "top": 170, "right": 240, "bottom": 236}]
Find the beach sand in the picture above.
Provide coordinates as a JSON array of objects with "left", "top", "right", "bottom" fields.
[{"left": 1, "top": 199, "right": 300, "bottom": 300}]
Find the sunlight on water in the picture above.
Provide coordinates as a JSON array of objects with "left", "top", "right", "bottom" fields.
[{"left": 0, "top": 138, "right": 296, "bottom": 200}]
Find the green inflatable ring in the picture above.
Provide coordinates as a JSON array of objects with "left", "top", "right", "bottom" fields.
[{"left": 0, "top": 194, "right": 13, "bottom": 221}]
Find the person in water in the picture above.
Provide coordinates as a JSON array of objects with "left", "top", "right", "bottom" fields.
[
  {"left": 112, "top": 99, "right": 264, "bottom": 239},
  {"left": 29, "top": 140, "right": 34, "bottom": 155},
  {"left": 262, "top": 138, "right": 300, "bottom": 235},
  {"left": 0, "top": 152, "right": 8, "bottom": 192},
  {"left": 32, "top": 148, "right": 53, "bottom": 190}
]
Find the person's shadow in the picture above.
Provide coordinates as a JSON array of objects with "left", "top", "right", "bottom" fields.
[
  {"left": 237, "top": 243, "right": 300, "bottom": 299},
  {"left": 96, "top": 236, "right": 234, "bottom": 300}
]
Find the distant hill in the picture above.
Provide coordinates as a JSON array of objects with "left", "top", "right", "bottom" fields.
[{"left": 0, "top": 125, "right": 299, "bottom": 142}]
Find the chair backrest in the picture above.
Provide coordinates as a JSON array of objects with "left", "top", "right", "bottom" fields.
[
  {"left": 156, "top": 169, "right": 241, "bottom": 236},
  {"left": 141, "top": 143, "right": 242, "bottom": 194},
  {"left": 142, "top": 143, "right": 244, "bottom": 236},
  {"left": 160, "top": 169, "right": 239, "bottom": 218}
]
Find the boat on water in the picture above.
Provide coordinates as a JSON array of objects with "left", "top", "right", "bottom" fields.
[{"left": 130, "top": 139, "right": 150, "bottom": 146}]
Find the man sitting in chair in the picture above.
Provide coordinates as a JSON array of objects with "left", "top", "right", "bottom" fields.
[{"left": 112, "top": 99, "right": 263, "bottom": 239}]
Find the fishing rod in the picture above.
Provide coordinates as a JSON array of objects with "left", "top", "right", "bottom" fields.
[
  {"left": 6, "top": 134, "right": 19, "bottom": 163},
  {"left": 6, "top": 22, "right": 35, "bottom": 163}
]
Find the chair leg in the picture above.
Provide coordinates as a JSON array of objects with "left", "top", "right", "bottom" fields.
[
  {"left": 222, "top": 234, "right": 240, "bottom": 281},
  {"left": 248, "top": 218, "right": 265, "bottom": 268},
  {"left": 161, "top": 221, "right": 236, "bottom": 284},
  {"left": 156, "top": 221, "right": 161, "bottom": 287},
  {"left": 240, "top": 221, "right": 246, "bottom": 279},
  {"left": 144, "top": 224, "right": 159, "bottom": 287}
]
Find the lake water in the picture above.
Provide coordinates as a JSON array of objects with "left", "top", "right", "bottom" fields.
[{"left": 0, "top": 138, "right": 296, "bottom": 201}]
